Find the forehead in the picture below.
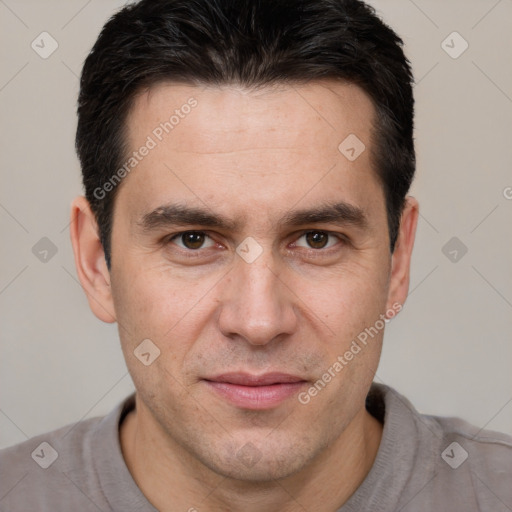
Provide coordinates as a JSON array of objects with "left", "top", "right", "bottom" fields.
[
  {"left": 127, "top": 80, "right": 375, "bottom": 154},
  {"left": 115, "top": 79, "right": 384, "bottom": 233}
]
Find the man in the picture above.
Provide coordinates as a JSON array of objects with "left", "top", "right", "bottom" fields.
[{"left": 1, "top": 0, "right": 511, "bottom": 510}]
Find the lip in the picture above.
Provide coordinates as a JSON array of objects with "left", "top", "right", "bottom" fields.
[{"left": 203, "top": 372, "right": 308, "bottom": 410}]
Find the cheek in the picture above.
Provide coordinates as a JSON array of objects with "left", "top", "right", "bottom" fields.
[
  {"left": 290, "top": 258, "right": 390, "bottom": 339},
  {"left": 110, "top": 264, "right": 219, "bottom": 368}
]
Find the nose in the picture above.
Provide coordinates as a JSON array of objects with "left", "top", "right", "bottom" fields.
[{"left": 217, "top": 250, "right": 298, "bottom": 346}]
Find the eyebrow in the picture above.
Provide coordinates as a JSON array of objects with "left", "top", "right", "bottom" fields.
[
  {"left": 281, "top": 201, "right": 368, "bottom": 230},
  {"left": 137, "top": 201, "right": 369, "bottom": 233}
]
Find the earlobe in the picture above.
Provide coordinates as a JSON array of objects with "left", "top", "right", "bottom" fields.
[
  {"left": 385, "top": 195, "right": 419, "bottom": 315},
  {"left": 69, "top": 196, "right": 117, "bottom": 323}
]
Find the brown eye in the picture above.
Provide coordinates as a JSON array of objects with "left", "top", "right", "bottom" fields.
[
  {"left": 171, "top": 231, "right": 214, "bottom": 250},
  {"left": 181, "top": 232, "right": 205, "bottom": 249},
  {"left": 305, "top": 231, "right": 329, "bottom": 249},
  {"left": 294, "top": 230, "right": 341, "bottom": 251}
]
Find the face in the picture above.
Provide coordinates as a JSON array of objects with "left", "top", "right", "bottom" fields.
[{"left": 99, "top": 81, "right": 406, "bottom": 481}]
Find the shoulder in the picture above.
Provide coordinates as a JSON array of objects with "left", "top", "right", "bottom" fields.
[
  {"left": 367, "top": 384, "right": 512, "bottom": 512},
  {"left": 431, "top": 412, "right": 512, "bottom": 478},
  {"left": 0, "top": 411, "right": 104, "bottom": 463},
  {"left": 375, "top": 383, "right": 512, "bottom": 467},
  {"left": 424, "top": 414, "right": 512, "bottom": 511},
  {"left": 0, "top": 416, "right": 103, "bottom": 510},
  {"left": 0, "top": 395, "right": 133, "bottom": 511},
  {"left": 406, "top": 390, "right": 512, "bottom": 510}
]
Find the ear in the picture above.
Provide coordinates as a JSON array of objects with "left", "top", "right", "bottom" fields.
[
  {"left": 69, "top": 196, "right": 116, "bottom": 323},
  {"left": 385, "top": 195, "right": 419, "bottom": 314}
]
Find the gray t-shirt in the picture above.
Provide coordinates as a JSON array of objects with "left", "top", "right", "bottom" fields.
[{"left": 1, "top": 383, "right": 511, "bottom": 511}]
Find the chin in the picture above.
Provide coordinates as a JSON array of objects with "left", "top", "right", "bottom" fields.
[{"left": 196, "top": 435, "right": 321, "bottom": 483}]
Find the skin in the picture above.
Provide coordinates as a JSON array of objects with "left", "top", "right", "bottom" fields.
[{"left": 70, "top": 80, "right": 418, "bottom": 511}]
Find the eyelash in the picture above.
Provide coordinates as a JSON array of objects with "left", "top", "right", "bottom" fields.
[{"left": 165, "top": 230, "right": 346, "bottom": 257}]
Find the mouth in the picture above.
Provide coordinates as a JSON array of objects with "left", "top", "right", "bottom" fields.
[{"left": 202, "top": 372, "right": 308, "bottom": 410}]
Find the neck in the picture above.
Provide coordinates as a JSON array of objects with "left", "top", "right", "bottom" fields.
[{"left": 120, "top": 395, "right": 383, "bottom": 512}]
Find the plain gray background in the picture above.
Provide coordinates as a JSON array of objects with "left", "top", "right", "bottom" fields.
[{"left": 1, "top": 0, "right": 511, "bottom": 449}]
